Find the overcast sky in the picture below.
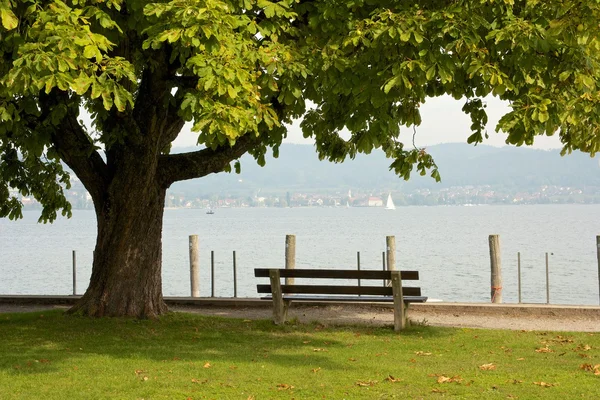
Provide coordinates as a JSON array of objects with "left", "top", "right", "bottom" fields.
[{"left": 172, "top": 95, "right": 563, "bottom": 150}]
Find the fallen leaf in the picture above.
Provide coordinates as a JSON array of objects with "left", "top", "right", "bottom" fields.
[
  {"left": 247, "top": 396, "right": 255, "bottom": 400},
  {"left": 356, "top": 380, "right": 378, "bottom": 387},
  {"left": 276, "top": 383, "right": 294, "bottom": 390},
  {"left": 437, "top": 375, "right": 462, "bottom": 384},
  {"left": 580, "top": 364, "right": 600, "bottom": 375},
  {"left": 191, "top": 378, "right": 208, "bottom": 384},
  {"left": 479, "top": 363, "right": 496, "bottom": 371},
  {"left": 312, "top": 367, "right": 321, "bottom": 373},
  {"left": 313, "top": 348, "right": 327, "bottom": 352},
  {"left": 553, "top": 335, "right": 574, "bottom": 343},
  {"left": 384, "top": 375, "right": 403, "bottom": 383},
  {"left": 142, "top": 376, "right": 148, "bottom": 381},
  {"left": 302, "top": 341, "right": 311, "bottom": 344},
  {"left": 203, "top": 362, "right": 211, "bottom": 368},
  {"left": 535, "top": 346, "right": 553, "bottom": 353},
  {"left": 431, "top": 388, "right": 446, "bottom": 393},
  {"left": 134, "top": 369, "right": 146, "bottom": 376},
  {"left": 516, "top": 358, "right": 525, "bottom": 361},
  {"left": 415, "top": 351, "right": 432, "bottom": 356},
  {"left": 533, "top": 381, "right": 556, "bottom": 387},
  {"left": 348, "top": 358, "right": 357, "bottom": 362},
  {"left": 580, "top": 363, "right": 595, "bottom": 372}
]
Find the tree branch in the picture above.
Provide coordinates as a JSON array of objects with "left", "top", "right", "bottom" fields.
[
  {"left": 157, "top": 133, "right": 259, "bottom": 186},
  {"left": 40, "top": 92, "right": 109, "bottom": 204}
]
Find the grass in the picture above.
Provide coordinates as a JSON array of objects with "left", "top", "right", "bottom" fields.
[{"left": 0, "top": 310, "right": 599, "bottom": 399}]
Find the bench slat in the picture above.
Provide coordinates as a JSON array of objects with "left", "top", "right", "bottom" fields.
[
  {"left": 254, "top": 268, "right": 419, "bottom": 280},
  {"left": 256, "top": 284, "right": 422, "bottom": 297},
  {"left": 261, "top": 295, "right": 428, "bottom": 303}
]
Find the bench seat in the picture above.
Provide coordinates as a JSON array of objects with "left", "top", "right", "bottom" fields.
[{"left": 260, "top": 295, "right": 428, "bottom": 303}]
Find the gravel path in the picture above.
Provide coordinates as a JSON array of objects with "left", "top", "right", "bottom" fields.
[
  {"left": 172, "top": 304, "right": 600, "bottom": 332},
  {"left": 1, "top": 303, "right": 598, "bottom": 332}
]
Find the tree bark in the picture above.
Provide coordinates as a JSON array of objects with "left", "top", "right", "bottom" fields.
[{"left": 68, "top": 151, "right": 169, "bottom": 319}]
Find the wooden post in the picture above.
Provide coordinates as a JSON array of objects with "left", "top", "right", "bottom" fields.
[
  {"left": 382, "top": 251, "right": 386, "bottom": 286},
  {"left": 489, "top": 234, "right": 502, "bottom": 303},
  {"left": 517, "top": 252, "right": 522, "bottom": 304},
  {"left": 285, "top": 234, "right": 296, "bottom": 286},
  {"left": 357, "top": 251, "right": 361, "bottom": 293},
  {"left": 211, "top": 250, "right": 215, "bottom": 298},
  {"left": 386, "top": 236, "right": 396, "bottom": 287},
  {"left": 233, "top": 250, "right": 237, "bottom": 298},
  {"left": 386, "top": 236, "right": 396, "bottom": 271},
  {"left": 390, "top": 271, "right": 406, "bottom": 331},
  {"left": 189, "top": 235, "right": 200, "bottom": 297},
  {"left": 72, "top": 250, "right": 77, "bottom": 296},
  {"left": 545, "top": 252, "right": 550, "bottom": 304},
  {"left": 597, "top": 236, "right": 600, "bottom": 305},
  {"left": 269, "top": 269, "right": 287, "bottom": 324}
]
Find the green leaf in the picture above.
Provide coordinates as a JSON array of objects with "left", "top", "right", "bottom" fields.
[
  {"left": 83, "top": 45, "right": 97, "bottom": 59},
  {"left": 383, "top": 77, "right": 398, "bottom": 94},
  {"left": 426, "top": 65, "right": 436, "bottom": 81},
  {"left": 113, "top": 88, "right": 127, "bottom": 112},
  {"left": 227, "top": 86, "right": 237, "bottom": 99},
  {"left": 558, "top": 71, "right": 571, "bottom": 81},
  {"left": 1, "top": 8, "right": 18, "bottom": 30}
]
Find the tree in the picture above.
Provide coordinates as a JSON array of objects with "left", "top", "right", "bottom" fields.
[{"left": 1, "top": 0, "right": 599, "bottom": 317}]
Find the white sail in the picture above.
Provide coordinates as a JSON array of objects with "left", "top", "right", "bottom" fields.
[{"left": 385, "top": 193, "right": 396, "bottom": 210}]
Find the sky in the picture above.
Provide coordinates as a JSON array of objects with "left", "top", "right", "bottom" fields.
[{"left": 172, "top": 95, "right": 564, "bottom": 150}]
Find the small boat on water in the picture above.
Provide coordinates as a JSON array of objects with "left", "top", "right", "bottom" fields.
[
  {"left": 385, "top": 193, "right": 396, "bottom": 210},
  {"left": 206, "top": 209, "right": 215, "bottom": 215}
]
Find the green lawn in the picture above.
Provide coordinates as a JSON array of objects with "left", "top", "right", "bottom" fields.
[{"left": 0, "top": 310, "right": 598, "bottom": 399}]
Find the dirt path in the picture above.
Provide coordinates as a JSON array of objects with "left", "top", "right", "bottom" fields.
[
  {"left": 1, "top": 303, "right": 597, "bottom": 332},
  {"left": 171, "top": 304, "right": 600, "bottom": 332}
]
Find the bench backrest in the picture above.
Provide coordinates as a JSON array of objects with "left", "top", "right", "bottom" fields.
[{"left": 254, "top": 268, "right": 422, "bottom": 297}]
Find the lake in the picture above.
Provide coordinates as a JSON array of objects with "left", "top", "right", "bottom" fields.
[{"left": 1, "top": 205, "right": 599, "bottom": 305}]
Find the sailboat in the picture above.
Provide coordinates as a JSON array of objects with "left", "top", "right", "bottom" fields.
[{"left": 385, "top": 193, "right": 396, "bottom": 210}]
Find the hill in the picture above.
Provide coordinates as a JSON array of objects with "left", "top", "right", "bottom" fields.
[{"left": 168, "top": 143, "right": 600, "bottom": 196}]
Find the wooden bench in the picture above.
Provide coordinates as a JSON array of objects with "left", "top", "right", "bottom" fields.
[{"left": 254, "top": 268, "right": 427, "bottom": 331}]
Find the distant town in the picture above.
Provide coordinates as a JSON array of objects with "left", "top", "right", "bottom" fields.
[{"left": 12, "top": 180, "right": 600, "bottom": 211}]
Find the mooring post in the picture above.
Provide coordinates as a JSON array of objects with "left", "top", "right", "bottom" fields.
[
  {"left": 517, "top": 252, "right": 522, "bottom": 304},
  {"left": 386, "top": 236, "right": 396, "bottom": 287},
  {"left": 211, "top": 250, "right": 215, "bottom": 298},
  {"left": 285, "top": 234, "right": 296, "bottom": 286},
  {"left": 233, "top": 250, "right": 237, "bottom": 298},
  {"left": 597, "top": 236, "right": 600, "bottom": 305},
  {"left": 189, "top": 235, "right": 200, "bottom": 297},
  {"left": 382, "top": 251, "right": 386, "bottom": 286},
  {"left": 357, "top": 251, "right": 361, "bottom": 293},
  {"left": 72, "top": 250, "right": 77, "bottom": 296},
  {"left": 489, "top": 234, "right": 502, "bottom": 303},
  {"left": 545, "top": 252, "right": 550, "bottom": 304},
  {"left": 386, "top": 236, "right": 396, "bottom": 271}
]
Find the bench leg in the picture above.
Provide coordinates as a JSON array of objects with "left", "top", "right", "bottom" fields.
[
  {"left": 391, "top": 271, "right": 406, "bottom": 331},
  {"left": 270, "top": 270, "right": 287, "bottom": 325}
]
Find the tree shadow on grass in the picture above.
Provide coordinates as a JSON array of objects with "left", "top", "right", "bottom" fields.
[{"left": 0, "top": 309, "right": 454, "bottom": 377}]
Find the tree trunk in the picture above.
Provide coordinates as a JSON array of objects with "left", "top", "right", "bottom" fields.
[{"left": 68, "top": 159, "right": 169, "bottom": 318}]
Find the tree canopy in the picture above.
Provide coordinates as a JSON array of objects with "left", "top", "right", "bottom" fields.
[
  {"left": 1, "top": 0, "right": 599, "bottom": 317},
  {"left": 2, "top": 0, "right": 600, "bottom": 221}
]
